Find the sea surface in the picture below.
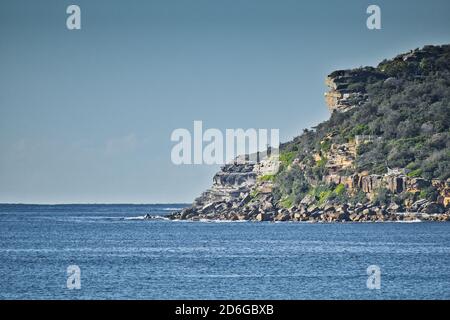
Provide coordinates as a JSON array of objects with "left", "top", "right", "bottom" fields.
[{"left": 0, "top": 203, "right": 449, "bottom": 300}]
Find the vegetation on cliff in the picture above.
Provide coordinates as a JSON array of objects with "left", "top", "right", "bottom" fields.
[
  {"left": 172, "top": 45, "right": 450, "bottom": 222},
  {"left": 273, "top": 44, "right": 450, "bottom": 209}
]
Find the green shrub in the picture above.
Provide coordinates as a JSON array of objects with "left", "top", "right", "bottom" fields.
[
  {"left": 316, "top": 157, "right": 328, "bottom": 167},
  {"left": 250, "top": 189, "right": 259, "bottom": 198},
  {"left": 350, "top": 124, "right": 370, "bottom": 137},
  {"left": 320, "top": 140, "right": 332, "bottom": 152},
  {"left": 273, "top": 166, "right": 310, "bottom": 205},
  {"left": 349, "top": 190, "right": 369, "bottom": 205},
  {"left": 373, "top": 188, "right": 391, "bottom": 206},
  {"left": 347, "top": 82, "right": 366, "bottom": 92},
  {"left": 258, "top": 174, "right": 275, "bottom": 182},
  {"left": 279, "top": 151, "right": 297, "bottom": 166},
  {"left": 407, "top": 168, "right": 423, "bottom": 178},
  {"left": 279, "top": 197, "right": 294, "bottom": 208},
  {"left": 334, "top": 184, "right": 346, "bottom": 196},
  {"left": 419, "top": 186, "right": 439, "bottom": 201},
  {"left": 406, "top": 162, "right": 418, "bottom": 170}
]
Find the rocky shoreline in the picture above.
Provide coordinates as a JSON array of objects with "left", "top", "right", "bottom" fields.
[
  {"left": 167, "top": 161, "right": 450, "bottom": 223},
  {"left": 168, "top": 201, "right": 450, "bottom": 223}
]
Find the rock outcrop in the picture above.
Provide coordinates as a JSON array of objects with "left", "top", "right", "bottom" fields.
[
  {"left": 324, "top": 68, "right": 386, "bottom": 113},
  {"left": 170, "top": 156, "right": 280, "bottom": 221}
]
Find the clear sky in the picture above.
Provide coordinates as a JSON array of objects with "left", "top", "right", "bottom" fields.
[{"left": 1, "top": 0, "right": 449, "bottom": 204}]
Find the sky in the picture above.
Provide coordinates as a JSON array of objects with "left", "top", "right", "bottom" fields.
[{"left": 0, "top": 0, "right": 449, "bottom": 204}]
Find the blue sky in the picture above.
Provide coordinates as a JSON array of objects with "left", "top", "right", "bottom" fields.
[{"left": 1, "top": 0, "right": 449, "bottom": 203}]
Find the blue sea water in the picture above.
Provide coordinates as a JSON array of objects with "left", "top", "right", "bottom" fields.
[{"left": 0, "top": 203, "right": 449, "bottom": 300}]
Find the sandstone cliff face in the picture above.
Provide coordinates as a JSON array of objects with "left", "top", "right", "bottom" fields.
[
  {"left": 212, "top": 163, "right": 256, "bottom": 189},
  {"left": 172, "top": 157, "right": 280, "bottom": 221},
  {"left": 324, "top": 68, "right": 386, "bottom": 113},
  {"left": 324, "top": 142, "right": 356, "bottom": 174},
  {"left": 185, "top": 162, "right": 256, "bottom": 219},
  {"left": 433, "top": 179, "right": 450, "bottom": 207}
]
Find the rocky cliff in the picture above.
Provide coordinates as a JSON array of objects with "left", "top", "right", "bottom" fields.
[
  {"left": 324, "top": 68, "right": 381, "bottom": 112},
  {"left": 170, "top": 44, "right": 450, "bottom": 222}
]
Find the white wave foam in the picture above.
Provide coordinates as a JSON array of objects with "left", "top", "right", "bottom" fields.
[
  {"left": 198, "top": 219, "right": 248, "bottom": 223},
  {"left": 124, "top": 215, "right": 146, "bottom": 220},
  {"left": 124, "top": 215, "right": 170, "bottom": 221},
  {"left": 395, "top": 219, "right": 422, "bottom": 223}
]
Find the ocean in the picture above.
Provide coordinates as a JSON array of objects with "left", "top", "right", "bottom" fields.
[{"left": 0, "top": 204, "right": 449, "bottom": 299}]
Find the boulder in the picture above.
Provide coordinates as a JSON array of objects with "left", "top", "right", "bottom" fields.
[
  {"left": 293, "top": 212, "right": 302, "bottom": 221},
  {"left": 238, "top": 193, "right": 252, "bottom": 206},
  {"left": 256, "top": 212, "right": 273, "bottom": 222},
  {"left": 421, "top": 202, "right": 445, "bottom": 214},
  {"left": 387, "top": 202, "right": 402, "bottom": 212},
  {"left": 336, "top": 203, "right": 349, "bottom": 212},
  {"left": 214, "top": 202, "right": 228, "bottom": 212},
  {"left": 180, "top": 208, "right": 193, "bottom": 219},
  {"left": 409, "top": 178, "right": 431, "bottom": 191},
  {"left": 275, "top": 212, "right": 290, "bottom": 222},
  {"left": 337, "top": 212, "right": 350, "bottom": 221},
  {"left": 355, "top": 206, "right": 366, "bottom": 214},
  {"left": 300, "top": 194, "right": 315, "bottom": 206},
  {"left": 307, "top": 205, "right": 318, "bottom": 213},
  {"left": 237, "top": 214, "right": 248, "bottom": 221},
  {"left": 261, "top": 201, "right": 273, "bottom": 211},
  {"left": 411, "top": 199, "right": 429, "bottom": 211}
]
